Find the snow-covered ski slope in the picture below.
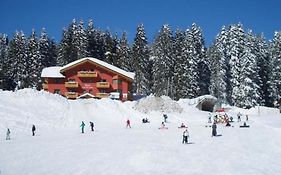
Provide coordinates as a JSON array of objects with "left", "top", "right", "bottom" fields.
[{"left": 0, "top": 89, "right": 281, "bottom": 175}]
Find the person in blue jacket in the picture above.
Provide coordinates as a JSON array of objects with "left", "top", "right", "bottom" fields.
[{"left": 80, "top": 121, "right": 86, "bottom": 133}]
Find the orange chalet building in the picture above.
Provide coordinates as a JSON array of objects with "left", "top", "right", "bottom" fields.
[{"left": 41, "top": 57, "right": 135, "bottom": 101}]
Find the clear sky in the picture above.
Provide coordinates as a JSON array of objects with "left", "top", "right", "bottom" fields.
[{"left": 1, "top": 0, "right": 281, "bottom": 45}]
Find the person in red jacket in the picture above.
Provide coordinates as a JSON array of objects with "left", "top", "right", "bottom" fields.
[{"left": 126, "top": 119, "right": 131, "bottom": 128}]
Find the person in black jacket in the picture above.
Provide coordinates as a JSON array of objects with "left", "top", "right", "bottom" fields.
[
  {"left": 32, "top": 124, "right": 36, "bottom": 136},
  {"left": 212, "top": 122, "right": 217, "bottom": 137},
  {"left": 90, "top": 122, "right": 94, "bottom": 131}
]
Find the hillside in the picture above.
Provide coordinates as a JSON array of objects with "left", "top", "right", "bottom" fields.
[{"left": 0, "top": 89, "right": 281, "bottom": 175}]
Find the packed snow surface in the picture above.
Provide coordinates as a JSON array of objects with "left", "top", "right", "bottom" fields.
[{"left": 1, "top": 89, "right": 281, "bottom": 175}]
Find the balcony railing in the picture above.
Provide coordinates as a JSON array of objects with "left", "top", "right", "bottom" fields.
[
  {"left": 42, "top": 83, "right": 48, "bottom": 90},
  {"left": 77, "top": 71, "right": 98, "bottom": 78},
  {"left": 65, "top": 92, "right": 78, "bottom": 99},
  {"left": 65, "top": 82, "right": 79, "bottom": 88},
  {"left": 96, "top": 93, "right": 108, "bottom": 98},
  {"left": 96, "top": 82, "right": 110, "bottom": 88}
]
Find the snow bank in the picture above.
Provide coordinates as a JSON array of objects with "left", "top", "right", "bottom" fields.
[
  {"left": 0, "top": 89, "right": 69, "bottom": 133},
  {"left": 134, "top": 95, "right": 183, "bottom": 113}
]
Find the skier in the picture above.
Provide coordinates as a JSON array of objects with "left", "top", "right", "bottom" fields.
[
  {"left": 182, "top": 129, "right": 189, "bottom": 144},
  {"left": 212, "top": 122, "right": 217, "bottom": 137},
  {"left": 208, "top": 113, "right": 212, "bottom": 123},
  {"left": 32, "top": 124, "right": 36, "bottom": 136},
  {"left": 6, "top": 128, "right": 11, "bottom": 140},
  {"left": 163, "top": 114, "right": 168, "bottom": 123},
  {"left": 246, "top": 115, "right": 249, "bottom": 121},
  {"left": 179, "top": 123, "right": 187, "bottom": 128},
  {"left": 126, "top": 119, "right": 131, "bottom": 128},
  {"left": 80, "top": 121, "right": 85, "bottom": 133},
  {"left": 90, "top": 121, "right": 94, "bottom": 131},
  {"left": 237, "top": 112, "right": 242, "bottom": 122}
]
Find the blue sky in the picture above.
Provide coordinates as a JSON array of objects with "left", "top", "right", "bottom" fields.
[{"left": 1, "top": 0, "right": 281, "bottom": 45}]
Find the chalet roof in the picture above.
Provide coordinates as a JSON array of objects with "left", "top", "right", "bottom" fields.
[
  {"left": 41, "top": 67, "right": 65, "bottom": 78},
  {"left": 60, "top": 57, "right": 135, "bottom": 80}
]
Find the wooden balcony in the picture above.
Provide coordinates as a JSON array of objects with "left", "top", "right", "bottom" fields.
[
  {"left": 77, "top": 71, "right": 98, "bottom": 78},
  {"left": 96, "top": 93, "right": 108, "bottom": 98},
  {"left": 96, "top": 82, "right": 110, "bottom": 88},
  {"left": 42, "top": 83, "right": 48, "bottom": 90},
  {"left": 65, "top": 82, "right": 79, "bottom": 88},
  {"left": 65, "top": 92, "right": 78, "bottom": 99}
]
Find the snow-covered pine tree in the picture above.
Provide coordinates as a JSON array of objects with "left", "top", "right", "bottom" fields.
[
  {"left": 75, "top": 19, "right": 88, "bottom": 59},
  {"left": 26, "top": 29, "right": 41, "bottom": 89},
  {"left": 58, "top": 19, "right": 87, "bottom": 65},
  {"left": 39, "top": 28, "right": 57, "bottom": 68},
  {"left": 269, "top": 32, "right": 281, "bottom": 104},
  {"left": 208, "top": 43, "right": 227, "bottom": 104},
  {"left": 103, "top": 31, "right": 119, "bottom": 65},
  {"left": 116, "top": 32, "right": 133, "bottom": 71},
  {"left": 131, "top": 24, "right": 151, "bottom": 95},
  {"left": 254, "top": 34, "right": 272, "bottom": 106},
  {"left": 173, "top": 29, "right": 189, "bottom": 100},
  {"left": 183, "top": 26, "right": 200, "bottom": 98},
  {"left": 189, "top": 23, "right": 210, "bottom": 96},
  {"left": 0, "top": 34, "right": 9, "bottom": 89},
  {"left": 228, "top": 24, "right": 246, "bottom": 106},
  {"left": 151, "top": 24, "right": 174, "bottom": 97},
  {"left": 235, "top": 30, "right": 260, "bottom": 108},
  {"left": 6, "top": 31, "right": 27, "bottom": 90},
  {"left": 86, "top": 20, "right": 105, "bottom": 60}
]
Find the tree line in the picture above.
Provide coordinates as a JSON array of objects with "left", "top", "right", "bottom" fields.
[{"left": 0, "top": 19, "right": 280, "bottom": 108}]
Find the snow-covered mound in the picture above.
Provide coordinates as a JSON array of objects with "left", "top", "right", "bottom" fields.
[
  {"left": 134, "top": 95, "right": 183, "bottom": 113},
  {"left": 0, "top": 89, "right": 69, "bottom": 134}
]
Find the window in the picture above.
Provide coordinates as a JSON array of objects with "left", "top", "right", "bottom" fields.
[
  {"left": 100, "top": 89, "right": 106, "bottom": 93},
  {"left": 83, "top": 89, "right": 87, "bottom": 94},
  {"left": 68, "top": 89, "right": 76, "bottom": 93},
  {"left": 54, "top": 79, "right": 61, "bottom": 83},
  {"left": 68, "top": 79, "right": 75, "bottom": 82},
  {"left": 113, "top": 79, "right": 122, "bottom": 84},
  {"left": 54, "top": 89, "right": 61, "bottom": 94},
  {"left": 101, "top": 79, "right": 107, "bottom": 82},
  {"left": 89, "top": 89, "right": 93, "bottom": 94}
]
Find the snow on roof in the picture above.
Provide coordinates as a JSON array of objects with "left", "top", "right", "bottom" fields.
[
  {"left": 77, "top": 93, "right": 95, "bottom": 99},
  {"left": 41, "top": 67, "right": 65, "bottom": 78},
  {"left": 61, "top": 57, "right": 135, "bottom": 80}
]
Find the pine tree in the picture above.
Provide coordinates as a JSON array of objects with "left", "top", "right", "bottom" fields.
[
  {"left": 86, "top": 20, "right": 105, "bottom": 60},
  {"left": 39, "top": 28, "right": 57, "bottom": 68},
  {"left": 6, "top": 31, "right": 27, "bottom": 90},
  {"left": 183, "top": 27, "right": 201, "bottom": 98},
  {"left": 0, "top": 34, "right": 9, "bottom": 89},
  {"left": 173, "top": 29, "right": 189, "bottom": 100},
  {"left": 26, "top": 29, "right": 40, "bottom": 88},
  {"left": 131, "top": 24, "right": 151, "bottom": 95},
  {"left": 117, "top": 32, "right": 133, "bottom": 71},
  {"left": 189, "top": 23, "right": 210, "bottom": 96},
  {"left": 151, "top": 24, "right": 174, "bottom": 97},
  {"left": 269, "top": 32, "right": 281, "bottom": 103},
  {"left": 58, "top": 19, "right": 87, "bottom": 65},
  {"left": 104, "top": 31, "right": 118, "bottom": 65}
]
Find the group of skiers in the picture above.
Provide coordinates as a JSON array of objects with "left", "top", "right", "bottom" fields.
[
  {"left": 5, "top": 124, "right": 36, "bottom": 140},
  {"left": 80, "top": 121, "right": 95, "bottom": 133}
]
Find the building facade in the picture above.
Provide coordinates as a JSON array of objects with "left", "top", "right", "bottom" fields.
[{"left": 41, "top": 57, "right": 135, "bottom": 101}]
